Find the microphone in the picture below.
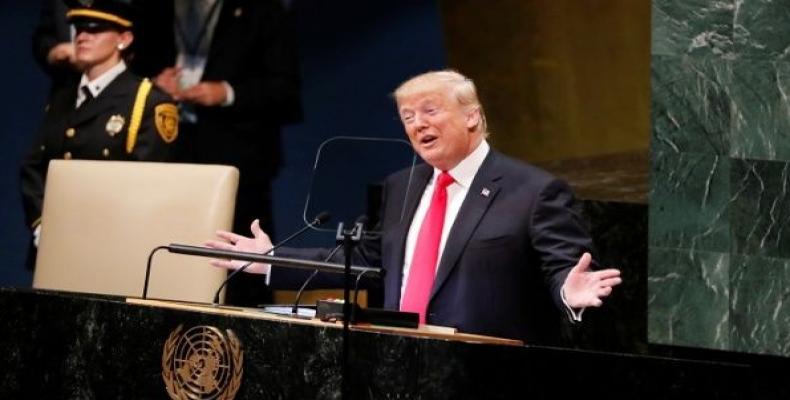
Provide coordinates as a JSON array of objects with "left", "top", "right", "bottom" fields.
[
  {"left": 211, "top": 211, "right": 331, "bottom": 304},
  {"left": 291, "top": 215, "right": 369, "bottom": 315}
]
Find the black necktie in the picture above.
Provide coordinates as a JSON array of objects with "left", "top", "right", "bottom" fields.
[{"left": 79, "top": 85, "right": 94, "bottom": 108}]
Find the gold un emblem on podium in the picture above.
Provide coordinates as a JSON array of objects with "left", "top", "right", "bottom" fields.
[{"left": 162, "top": 325, "right": 244, "bottom": 400}]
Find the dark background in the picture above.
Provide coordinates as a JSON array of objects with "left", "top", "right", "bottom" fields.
[{"left": 0, "top": 0, "right": 446, "bottom": 287}]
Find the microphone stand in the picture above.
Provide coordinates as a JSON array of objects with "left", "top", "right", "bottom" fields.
[
  {"left": 141, "top": 244, "right": 381, "bottom": 299},
  {"left": 336, "top": 221, "right": 364, "bottom": 400},
  {"left": 291, "top": 244, "right": 343, "bottom": 316}
]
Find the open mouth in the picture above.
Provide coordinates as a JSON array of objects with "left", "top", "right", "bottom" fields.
[{"left": 420, "top": 135, "right": 438, "bottom": 146}]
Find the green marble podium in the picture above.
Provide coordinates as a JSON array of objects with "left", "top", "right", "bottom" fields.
[{"left": 0, "top": 288, "right": 750, "bottom": 399}]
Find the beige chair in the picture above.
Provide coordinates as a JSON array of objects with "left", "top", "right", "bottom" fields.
[{"left": 33, "top": 160, "right": 238, "bottom": 303}]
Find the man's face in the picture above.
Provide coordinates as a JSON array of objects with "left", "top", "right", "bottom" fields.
[
  {"left": 398, "top": 88, "right": 482, "bottom": 171},
  {"left": 73, "top": 26, "right": 126, "bottom": 69}
]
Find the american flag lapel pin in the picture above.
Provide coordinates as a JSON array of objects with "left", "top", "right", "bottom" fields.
[{"left": 481, "top": 188, "right": 491, "bottom": 197}]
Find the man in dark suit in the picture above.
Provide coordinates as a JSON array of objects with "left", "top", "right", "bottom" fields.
[
  {"left": 206, "top": 70, "right": 621, "bottom": 344},
  {"left": 21, "top": 0, "right": 179, "bottom": 249},
  {"left": 154, "top": 0, "right": 302, "bottom": 306}
]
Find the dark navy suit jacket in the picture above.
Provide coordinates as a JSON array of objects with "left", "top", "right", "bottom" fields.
[{"left": 276, "top": 150, "right": 595, "bottom": 344}]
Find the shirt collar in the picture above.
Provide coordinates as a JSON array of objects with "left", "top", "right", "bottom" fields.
[
  {"left": 79, "top": 61, "right": 127, "bottom": 98},
  {"left": 432, "top": 139, "right": 490, "bottom": 188}
]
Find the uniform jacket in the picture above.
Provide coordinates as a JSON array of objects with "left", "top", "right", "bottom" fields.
[
  {"left": 275, "top": 150, "right": 595, "bottom": 344},
  {"left": 20, "top": 69, "right": 178, "bottom": 228}
]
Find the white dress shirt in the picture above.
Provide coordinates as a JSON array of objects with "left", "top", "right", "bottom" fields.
[
  {"left": 75, "top": 61, "right": 127, "bottom": 108},
  {"left": 400, "top": 140, "right": 490, "bottom": 303}
]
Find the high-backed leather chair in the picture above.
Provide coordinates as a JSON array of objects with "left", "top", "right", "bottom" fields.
[{"left": 33, "top": 160, "right": 238, "bottom": 303}]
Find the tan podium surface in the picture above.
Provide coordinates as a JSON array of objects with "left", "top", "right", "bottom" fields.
[{"left": 126, "top": 297, "right": 523, "bottom": 346}]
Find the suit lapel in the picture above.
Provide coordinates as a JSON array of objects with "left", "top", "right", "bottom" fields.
[
  {"left": 430, "top": 151, "right": 502, "bottom": 300},
  {"left": 70, "top": 70, "right": 135, "bottom": 126},
  {"left": 206, "top": 0, "right": 236, "bottom": 69}
]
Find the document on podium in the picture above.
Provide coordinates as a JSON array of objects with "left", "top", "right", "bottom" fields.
[{"left": 260, "top": 306, "right": 316, "bottom": 319}]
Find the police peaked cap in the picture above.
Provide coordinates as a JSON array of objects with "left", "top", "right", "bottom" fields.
[{"left": 65, "top": 0, "right": 135, "bottom": 30}]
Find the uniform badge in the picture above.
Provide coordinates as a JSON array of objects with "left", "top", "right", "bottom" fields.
[
  {"left": 155, "top": 103, "right": 179, "bottom": 143},
  {"left": 106, "top": 115, "right": 125, "bottom": 137}
]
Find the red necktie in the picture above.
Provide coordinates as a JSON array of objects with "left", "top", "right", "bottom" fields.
[{"left": 401, "top": 171, "right": 454, "bottom": 323}]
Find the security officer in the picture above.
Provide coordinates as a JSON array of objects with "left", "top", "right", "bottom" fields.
[{"left": 21, "top": 0, "right": 179, "bottom": 249}]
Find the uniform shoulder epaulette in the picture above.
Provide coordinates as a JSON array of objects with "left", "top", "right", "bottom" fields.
[{"left": 126, "top": 78, "right": 153, "bottom": 154}]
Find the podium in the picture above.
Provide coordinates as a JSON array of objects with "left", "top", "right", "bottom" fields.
[{"left": 0, "top": 288, "right": 748, "bottom": 399}]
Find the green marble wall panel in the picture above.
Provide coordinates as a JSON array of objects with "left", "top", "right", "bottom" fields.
[
  {"left": 730, "top": 60, "right": 790, "bottom": 160},
  {"left": 651, "top": 0, "right": 790, "bottom": 357},
  {"left": 648, "top": 247, "right": 730, "bottom": 350},
  {"left": 651, "top": 55, "right": 731, "bottom": 155},
  {"left": 649, "top": 151, "right": 730, "bottom": 252},
  {"left": 730, "top": 254, "right": 790, "bottom": 356},
  {"left": 651, "top": 0, "right": 734, "bottom": 57},
  {"left": 733, "top": 0, "right": 790, "bottom": 60},
  {"left": 730, "top": 159, "right": 790, "bottom": 258}
]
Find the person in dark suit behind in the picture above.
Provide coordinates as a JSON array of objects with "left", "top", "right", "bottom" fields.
[
  {"left": 32, "top": 0, "right": 74, "bottom": 95},
  {"left": 153, "top": 0, "right": 302, "bottom": 307},
  {"left": 205, "top": 70, "right": 621, "bottom": 344},
  {"left": 21, "top": 0, "right": 179, "bottom": 249}
]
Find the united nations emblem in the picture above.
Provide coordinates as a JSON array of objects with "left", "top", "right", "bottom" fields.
[
  {"left": 106, "top": 115, "right": 125, "bottom": 137},
  {"left": 162, "top": 325, "right": 244, "bottom": 400}
]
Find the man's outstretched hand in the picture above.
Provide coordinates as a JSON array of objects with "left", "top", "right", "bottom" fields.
[
  {"left": 562, "top": 252, "right": 622, "bottom": 308},
  {"left": 203, "top": 219, "right": 273, "bottom": 274}
]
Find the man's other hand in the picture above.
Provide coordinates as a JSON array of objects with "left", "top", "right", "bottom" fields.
[{"left": 562, "top": 252, "right": 622, "bottom": 308}]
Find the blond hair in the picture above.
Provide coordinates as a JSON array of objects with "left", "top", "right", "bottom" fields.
[{"left": 393, "top": 69, "right": 488, "bottom": 136}]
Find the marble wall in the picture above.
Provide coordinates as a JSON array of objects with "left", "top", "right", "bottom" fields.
[{"left": 650, "top": 0, "right": 790, "bottom": 356}]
